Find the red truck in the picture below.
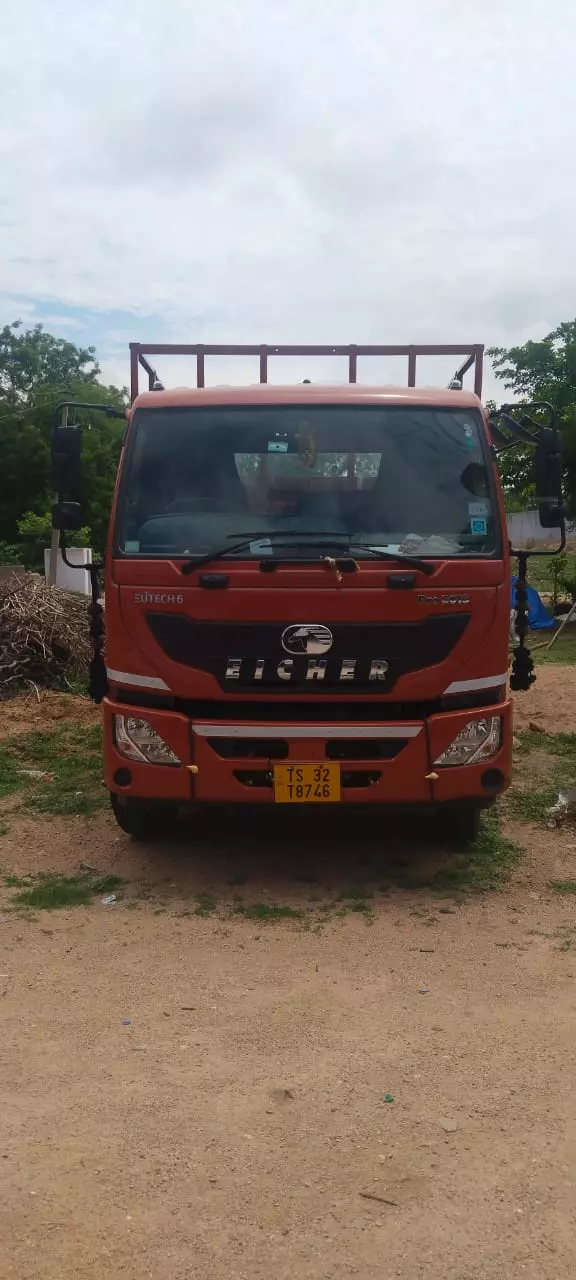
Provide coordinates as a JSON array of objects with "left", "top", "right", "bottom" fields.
[{"left": 51, "top": 342, "right": 565, "bottom": 841}]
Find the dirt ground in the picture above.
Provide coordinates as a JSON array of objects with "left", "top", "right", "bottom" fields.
[
  {"left": 1, "top": 675, "right": 576, "bottom": 1280},
  {"left": 0, "top": 689, "right": 98, "bottom": 740},
  {"left": 512, "top": 662, "right": 576, "bottom": 733}
]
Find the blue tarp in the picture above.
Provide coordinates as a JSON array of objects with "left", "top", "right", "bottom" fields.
[{"left": 510, "top": 576, "right": 555, "bottom": 629}]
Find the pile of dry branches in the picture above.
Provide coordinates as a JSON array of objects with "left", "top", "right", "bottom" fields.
[{"left": 0, "top": 573, "right": 92, "bottom": 693}]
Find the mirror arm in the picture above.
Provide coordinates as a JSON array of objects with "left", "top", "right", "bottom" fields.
[
  {"left": 489, "top": 413, "right": 538, "bottom": 448},
  {"left": 491, "top": 401, "right": 562, "bottom": 448},
  {"left": 59, "top": 535, "right": 107, "bottom": 704},
  {"left": 500, "top": 400, "right": 558, "bottom": 429},
  {"left": 60, "top": 532, "right": 103, "bottom": 573},
  {"left": 53, "top": 400, "right": 126, "bottom": 424}
]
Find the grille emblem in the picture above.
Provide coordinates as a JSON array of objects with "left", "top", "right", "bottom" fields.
[{"left": 281, "top": 624, "right": 333, "bottom": 656}]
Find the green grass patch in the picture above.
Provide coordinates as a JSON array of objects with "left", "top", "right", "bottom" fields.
[
  {"left": 426, "top": 811, "right": 523, "bottom": 894},
  {"left": 10, "top": 872, "right": 123, "bottom": 911},
  {"left": 546, "top": 734, "right": 576, "bottom": 759},
  {"left": 510, "top": 550, "right": 576, "bottom": 667},
  {"left": 519, "top": 553, "right": 576, "bottom": 600},
  {"left": 3, "top": 872, "right": 34, "bottom": 888},
  {"left": 53, "top": 677, "right": 90, "bottom": 697},
  {"left": 0, "top": 722, "right": 105, "bottom": 817},
  {"left": 337, "top": 898, "right": 373, "bottom": 916},
  {"left": 532, "top": 629, "right": 576, "bottom": 665},
  {"left": 551, "top": 925, "right": 576, "bottom": 951},
  {"left": 549, "top": 880, "right": 576, "bottom": 894},
  {"left": 333, "top": 885, "right": 374, "bottom": 917},
  {"left": 517, "top": 730, "right": 576, "bottom": 760},
  {"left": 193, "top": 893, "right": 218, "bottom": 917},
  {"left": 233, "top": 902, "right": 302, "bottom": 921},
  {"left": 508, "top": 730, "right": 576, "bottom": 825},
  {"left": 335, "top": 885, "right": 374, "bottom": 902},
  {"left": 0, "top": 746, "right": 23, "bottom": 798},
  {"left": 505, "top": 785, "right": 559, "bottom": 823},
  {"left": 520, "top": 556, "right": 557, "bottom": 594}
]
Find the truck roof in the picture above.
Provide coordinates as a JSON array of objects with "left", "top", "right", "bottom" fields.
[{"left": 132, "top": 384, "right": 482, "bottom": 412}]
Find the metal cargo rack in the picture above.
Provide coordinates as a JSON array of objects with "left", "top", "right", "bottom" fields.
[{"left": 129, "top": 342, "right": 484, "bottom": 403}]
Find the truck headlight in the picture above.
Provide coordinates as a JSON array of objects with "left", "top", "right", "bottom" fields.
[
  {"left": 114, "top": 716, "right": 181, "bottom": 766},
  {"left": 433, "top": 717, "right": 502, "bottom": 767}
]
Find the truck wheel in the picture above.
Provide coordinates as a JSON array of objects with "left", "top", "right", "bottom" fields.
[
  {"left": 110, "top": 793, "right": 179, "bottom": 840},
  {"left": 437, "top": 805, "right": 481, "bottom": 847}
]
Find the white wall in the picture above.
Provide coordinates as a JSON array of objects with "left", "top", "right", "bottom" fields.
[
  {"left": 43, "top": 547, "right": 92, "bottom": 595},
  {"left": 506, "top": 511, "right": 575, "bottom": 547}
]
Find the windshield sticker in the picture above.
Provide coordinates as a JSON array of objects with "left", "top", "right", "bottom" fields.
[
  {"left": 470, "top": 517, "right": 488, "bottom": 536},
  {"left": 462, "top": 424, "right": 476, "bottom": 448},
  {"left": 124, "top": 540, "right": 140, "bottom": 552},
  {"left": 468, "top": 501, "right": 489, "bottom": 517},
  {"left": 250, "top": 539, "right": 273, "bottom": 555},
  {"left": 268, "top": 440, "right": 288, "bottom": 452}
]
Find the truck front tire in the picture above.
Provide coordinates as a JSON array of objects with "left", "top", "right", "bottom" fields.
[
  {"left": 436, "top": 804, "right": 482, "bottom": 847},
  {"left": 110, "top": 793, "right": 179, "bottom": 840}
]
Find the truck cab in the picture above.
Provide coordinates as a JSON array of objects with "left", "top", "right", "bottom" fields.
[{"left": 51, "top": 342, "right": 563, "bottom": 841}]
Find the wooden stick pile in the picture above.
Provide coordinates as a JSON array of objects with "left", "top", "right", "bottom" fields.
[{"left": 0, "top": 574, "right": 92, "bottom": 693}]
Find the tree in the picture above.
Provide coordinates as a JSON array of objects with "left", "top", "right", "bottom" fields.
[
  {"left": 0, "top": 321, "right": 99, "bottom": 401},
  {"left": 484, "top": 398, "right": 534, "bottom": 511},
  {"left": 0, "top": 322, "right": 126, "bottom": 550},
  {"left": 16, "top": 509, "right": 92, "bottom": 569},
  {"left": 489, "top": 322, "right": 576, "bottom": 516}
]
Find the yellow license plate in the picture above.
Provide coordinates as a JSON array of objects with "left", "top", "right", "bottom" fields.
[{"left": 273, "top": 763, "right": 341, "bottom": 803}]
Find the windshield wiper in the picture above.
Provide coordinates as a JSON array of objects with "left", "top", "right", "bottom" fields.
[
  {"left": 180, "top": 531, "right": 344, "bottom": 574},
  {"left": 337, "top": 542, "right": 434, "bottom": 576},
  {"left": 249, "top": 541, "right": 434, "bottom": 576},
  {"left": 226, "top": 531, "right": 434, "bottom": 573},
  {"left": 181, "top": 538, "right": 259, "bottom": 574},
  {"left": 235, "top": 532, "right": 434, "bottom": 575},
  {"left": 181, "top": 532, "right": 434, "bottom": 576}
]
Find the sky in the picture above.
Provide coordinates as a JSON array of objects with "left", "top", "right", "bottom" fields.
[{"left": 1, "top": 0, "right": 575, "bottom": 398}]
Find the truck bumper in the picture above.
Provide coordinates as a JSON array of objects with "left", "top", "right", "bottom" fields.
[{"left": 103, "top": 697, "right": 512, "bottom": 808}]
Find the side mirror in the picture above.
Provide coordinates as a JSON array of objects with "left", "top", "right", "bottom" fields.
[
  {"left": 52, "top": 501, "right": 84, "bottom": 532},
  {"left": 51, "top": 423, "right": 82, "bottom": 497},
  {"left": 535, "top": 430, "right": 564, "bottom": 529}
]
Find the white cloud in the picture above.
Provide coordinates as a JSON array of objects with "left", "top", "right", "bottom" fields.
[{"left": 1, "top": 0, "right": 576, "bottom": 397}]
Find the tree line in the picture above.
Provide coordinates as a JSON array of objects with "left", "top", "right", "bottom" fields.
[
  {"left": 0, "top": 321, "right": 126, "bottom": 565},
  {"left": 1, "top": 318, "right": 576, "bottom": 566}
]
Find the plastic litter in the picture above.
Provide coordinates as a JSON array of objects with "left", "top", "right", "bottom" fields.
[
  {"left": 546, "top": 789, "right": 576, "bottom": 827},
  {"left": 121, "top": 1019, "right": 131, "bottom": 1026},
  {"left": 510, "top": 577, "right": 555, "bottom": 630},
  {"left": 101, "top": 894, "right": 117, "bottom": 906},
  {"left": 418, "top": 984, "right": 430, "bottom": 994},
  {"left": 383, "top": 1093, "right": 394, "bottom": 1103}
]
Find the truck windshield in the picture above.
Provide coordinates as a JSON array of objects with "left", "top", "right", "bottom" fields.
[{"left": 116, "top": 404, "right": 499, "bottom": 559}]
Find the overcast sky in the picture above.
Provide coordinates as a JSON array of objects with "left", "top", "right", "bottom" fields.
[{"left": 1, "top": 0, "right": 575, "bottom": 397}]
